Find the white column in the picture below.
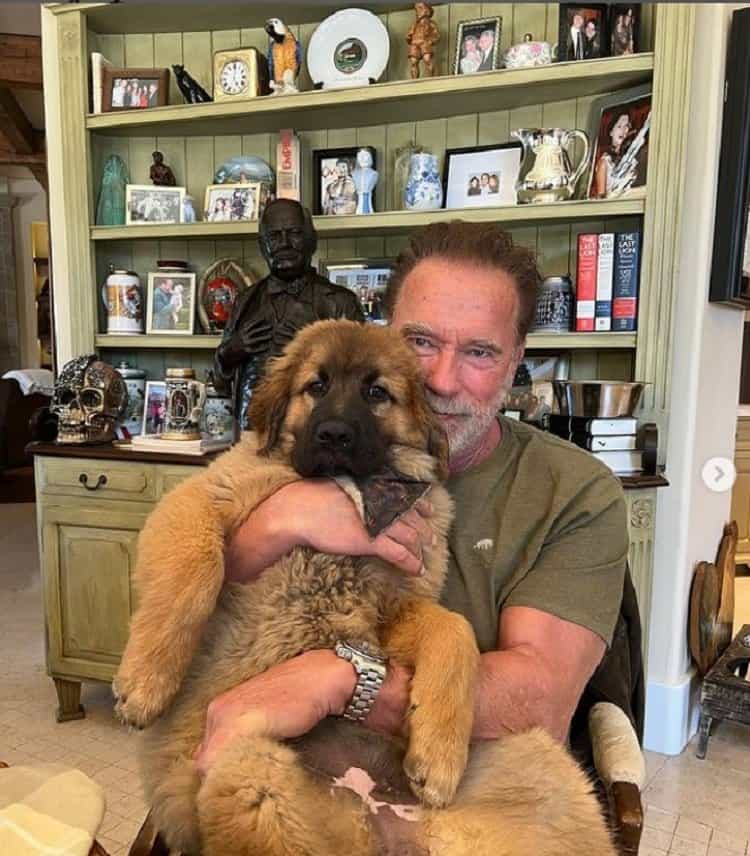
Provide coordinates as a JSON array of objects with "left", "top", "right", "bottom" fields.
[{"left": 645, "top": 3, "right": 746, "bottom": 754}]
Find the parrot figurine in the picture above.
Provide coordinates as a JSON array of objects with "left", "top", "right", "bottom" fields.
[{"left": 265, "top": 18, "right": 302, "bottom": 95}]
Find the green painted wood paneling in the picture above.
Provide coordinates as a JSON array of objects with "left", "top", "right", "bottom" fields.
[
  {"left": 153, "top": 33, "right": 183, "bottom": 105},
  {"left": 180, "top": 31, "right": 213, "bottom": 98},
  {"left": 124, "top": 33, "right": 155, "bottom": 68}
]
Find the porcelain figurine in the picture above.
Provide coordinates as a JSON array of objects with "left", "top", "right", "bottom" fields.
[
  {"left": 265, "top": 18, "right": 302, "bottom": 95},
  {"left": 406, "top": 2, "right": 440, "bottom": 79},
  {"left": 182, "top": 195, "right": 197, "bottom": 223},
  {"left": 352, "top": 148, "right": 378, "bottom": 214},
  {"left": 96, "top": 154, "right": 130, "bottom": 226},
  {"left": 172, "top": 64, "right": 212, "bottom": 103}
]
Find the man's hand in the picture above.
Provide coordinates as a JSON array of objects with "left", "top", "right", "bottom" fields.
[
  {"left": 225, "top": 480, "right": 435, "bottom": 583},
  {"left": 194, "top": 650, "right": 356, "bottom": 777}
]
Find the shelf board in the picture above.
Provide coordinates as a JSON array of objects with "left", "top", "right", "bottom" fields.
[
  {"left": 91, "top": 198, "right": 646, "bottom": 242},
  {"left": 95, "top": 331, "right": 635, "bottom": 352},
  {"left": 526, "top": 332, "right": 636, "bottom": 349},
  {"left": 96, "top": 334, "right": 221, "bottom": 349},
  {"left": 86, "top": 54, "right": 654, "bottom": 138}
]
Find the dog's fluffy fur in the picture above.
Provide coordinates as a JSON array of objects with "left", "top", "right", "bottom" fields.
[{"left": 114, "top": 320, "right": 616, "bottom": 855}]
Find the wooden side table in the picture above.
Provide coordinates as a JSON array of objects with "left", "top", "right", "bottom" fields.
[{"left": 696, "top": 624, "right": 750, "bottom": 759}]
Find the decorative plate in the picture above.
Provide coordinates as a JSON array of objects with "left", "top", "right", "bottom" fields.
[
  {"left": 213, "top": 156, "right": 275, "bottom": 186},
  {"left": 307, "top": 9, "right": 389, "bottom": 90},
  {"left": 197, "top": 258, "right": 255, "bottom": 334}
]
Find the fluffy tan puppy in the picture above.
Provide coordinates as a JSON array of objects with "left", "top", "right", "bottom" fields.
[{"left": 114, "top": 320, "right": 616, "bottom": 856}]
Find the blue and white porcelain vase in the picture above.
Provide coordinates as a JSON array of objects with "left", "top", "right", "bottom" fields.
[{"left": 404, "top": 153, "right": 443, "bottom": 211}]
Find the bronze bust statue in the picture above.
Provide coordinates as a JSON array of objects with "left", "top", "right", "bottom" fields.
[
  {"left": 150, "top": 151, "right": 176, "bottom": 186},
  {"left": 214, "top": 199, "right": 364, "bottom": 430}
]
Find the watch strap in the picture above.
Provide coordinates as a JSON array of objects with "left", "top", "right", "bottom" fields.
[{"left": 335, "top": 641, "right": 386, "bottom": 722}]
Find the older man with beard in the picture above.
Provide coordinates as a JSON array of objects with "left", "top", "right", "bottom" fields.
[{"left": 196, "top": 222, "right": 629, "bottom": 771}]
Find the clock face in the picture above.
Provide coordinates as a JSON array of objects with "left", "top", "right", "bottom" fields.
[{"left": 220, "top": 60, "right": 249, "bottom": 95}]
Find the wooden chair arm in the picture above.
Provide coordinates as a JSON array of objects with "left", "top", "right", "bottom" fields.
[
  {"left": 608, "top": 780, "right": 643, "bottom": 856},
  {"left": 128, "top": 810, "right": 172, "bottom": 856}
]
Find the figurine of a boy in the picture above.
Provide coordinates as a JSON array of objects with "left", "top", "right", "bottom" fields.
[{"left": 406, "top": 2, "right": 440, "bottom": 79}]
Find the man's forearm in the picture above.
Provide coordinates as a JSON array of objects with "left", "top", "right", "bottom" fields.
[
  {"left": 369, "top": 648, "right": 573, "bottom": 743},
  {"left": 224, "top": 509, "right": 296, "bottom": 583}
]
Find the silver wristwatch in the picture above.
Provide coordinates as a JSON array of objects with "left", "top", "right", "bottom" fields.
[{"left": 334, "top": 640, "right": 387, "bottom": 722}]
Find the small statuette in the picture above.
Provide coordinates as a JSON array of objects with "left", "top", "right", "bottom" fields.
[
  {"left": 150, "top": 151, "right": 177, "bottom": 187},
  {"left": 182, "top": 195, "right": 197, "bottom": 223},
  {"left": 406, "top": 1, "right": 440, "bottom": 79},
  {"left": 265, "top": 18, "right": 302, "bottom": 95},
  {"left": 96, "top": 154, "right": 130, "bottom": 226},
  {"left": 171, "top": 64, "right": 213, "bottom": 103},
  {"left": 352, "top": 147, "right": 378, "bottom": 215}
]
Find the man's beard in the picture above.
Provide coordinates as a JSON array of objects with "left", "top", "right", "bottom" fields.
[{"left": 426, "top": 378, "right": 512, "bottom": 461}]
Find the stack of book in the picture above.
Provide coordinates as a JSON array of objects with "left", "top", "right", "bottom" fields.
[
  {"left": 575, "top": 232, "right": 641, "bottom": 332},
  {"left": 126, "top": 435, "right": 231, "bottom": 456},
  {"left": 549, "top": 415, "right": 642, "bottom": 474}
]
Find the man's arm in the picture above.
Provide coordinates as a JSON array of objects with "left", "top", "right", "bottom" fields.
[{"left": 369, "top": 605, "right": 605, "bottom": 742}]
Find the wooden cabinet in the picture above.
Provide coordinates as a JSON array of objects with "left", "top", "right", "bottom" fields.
[
  {"left": 34, "top": 449, "right": 199, "bottom": 721},
  {"left": 732, "top": 416, "right": 750, "bottom": 565}
]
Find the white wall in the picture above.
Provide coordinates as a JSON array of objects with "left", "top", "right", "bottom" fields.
[{"left": 644, "top": 3, "right": 747, "bottom": 754}]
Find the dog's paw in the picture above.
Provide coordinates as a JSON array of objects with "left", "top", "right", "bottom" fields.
[
  {"left": 112, "top": 670, "right": 178, "bottom": 729},
  {"left": 403, "top": 736, "right": 468, "bottom": 809}
]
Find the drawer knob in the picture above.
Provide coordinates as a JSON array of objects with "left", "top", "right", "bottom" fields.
[{"left": 79, "top": 473, "right": 107, "bottom": 491}]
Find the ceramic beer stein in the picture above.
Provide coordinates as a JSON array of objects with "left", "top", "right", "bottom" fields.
[
  {"left": 532, "top": 276, "right": 574, "bottom": 332},
  {"left": 102, "top": 267, "right": 144, "bottom": 334},
  {"left": 201, "top": 378, "right": 234, "bottom": 444},
  {"left": 162, "top": 367, "right": 206, "bottom": 440}
]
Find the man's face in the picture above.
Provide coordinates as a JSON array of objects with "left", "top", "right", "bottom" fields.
[
  {"left": 479, "top": 31, "right": 493, "bottom": 52},
  {"left": 260, "top": 202, "right": 311, "bottom": 280},
  {"left": 336, "top": 161, "right": 349, "bottom": 177},
  {"left": 480, "top": 173, "right": 489, "bottom": 187},
  {"left": 573, "top": 14, "right": 584, "bottom": 29},
  {"left": 391, "top": 258, "right": 523, "bottom": 468}
]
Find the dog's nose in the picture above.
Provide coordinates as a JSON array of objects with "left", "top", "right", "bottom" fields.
[{"left": 314, "top": 420, "right": 355, "bottom": 450}]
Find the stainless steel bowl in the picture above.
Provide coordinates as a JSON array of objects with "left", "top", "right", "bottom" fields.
[{"left": 552, "top": 381, "right": 645, "bottom": 418}]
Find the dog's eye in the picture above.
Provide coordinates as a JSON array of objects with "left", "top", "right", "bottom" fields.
[
  {"left": 306, "top": 379, "right": 327, "bottom": 398},
  {"left": 365, "top": 384, "right": 390, "bottom": 403}
]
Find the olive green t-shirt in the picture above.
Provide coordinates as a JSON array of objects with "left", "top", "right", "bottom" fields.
[{"left": 439, "top": 416, "right": 628, "bottom": 653}]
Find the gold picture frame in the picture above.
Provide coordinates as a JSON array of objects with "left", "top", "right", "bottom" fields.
[
  {"left": 212, "top": 48, "right": 268, "bottom": 102},
  {"left": 204, "top": 182, "right": 263, "bottom": 222}
]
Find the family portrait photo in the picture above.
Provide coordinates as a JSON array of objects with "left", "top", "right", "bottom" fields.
[
  {"left": 322, "top": 260, "right": 392, "bottom": 324},
  {"left": 454, "top": 17, "right": 501, "bottom": 74},
  {"left": 102, "top": 67, "right": 169, "bottom": 111},
  {"left": 205, "top": 183, "right": 260, "bottom": 222},
  {"left": 314, "top": 148, "right": 377, "bottom": 216},
  {"left": 559, "top": 5, "right": 607, "bottom": 61},
  {"left": 588, "top": 86, "right": 651, "bottom": 199},
  {"left": 146, "top": 272, "right": 196, "bottom": 334},
  {"left": 142, "top": 382, "right": 167, "bottom": 436},
  {"left": 444, "top": 143, "right": 522, "bottom": 209},
  {"left": 126, "top": 185, "right": 184, "bottom": 225}
]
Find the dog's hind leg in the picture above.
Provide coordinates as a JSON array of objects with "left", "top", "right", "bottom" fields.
[{"left": 197, "top": 733, "right": 373, "bottom": 856}]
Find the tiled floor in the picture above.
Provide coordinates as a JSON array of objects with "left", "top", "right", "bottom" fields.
[{"left": 2, "top": 500, "right": 750, "bottom": 855}]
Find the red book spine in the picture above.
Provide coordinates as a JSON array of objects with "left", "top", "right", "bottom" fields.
[{"left": 576, "top": 233, "right": 599, "bottom": 332}]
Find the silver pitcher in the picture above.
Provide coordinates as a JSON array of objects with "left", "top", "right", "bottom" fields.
[{"left": 512, "top": 128, "right": 590, "bottom": 204}]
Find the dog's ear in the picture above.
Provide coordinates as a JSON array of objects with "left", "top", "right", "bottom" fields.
[{"left": 248, "top": 357, "right": 292, "bottom": 455}]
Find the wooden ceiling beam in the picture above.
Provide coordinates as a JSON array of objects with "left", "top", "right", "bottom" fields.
[
  {"left": 0, "top": 34, "right": 42, "bottom": 89},
  {"left": 0, "top": 87, "right": 35, "bottom": 154},
  {"left": 0, "top": 148, "right": 46, "bottom": 166}
]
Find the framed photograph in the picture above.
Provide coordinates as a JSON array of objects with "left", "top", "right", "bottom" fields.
[
  {"left": 709, "top": 8, "right": 750, "bottom": 307},
  {"left": 204, "top": 182, "right": 262, "bottom": 222},
  {"left": 146, "top": 271, "right": 196, "bottom": 334},
  {"left": 320, "top": 259, "right": 393, "bottom": 324},
  {"left": 557, "top": 5, "right": 608, "bottom": 62},
  {"left": 586, "top": 84, "right": 651, "bottom": 200},
  {"left": 142, "top": 382, "right": 167, "bottom": 436},
  {"left": 126, "top": 184, "right": 184, "bottom": 225},
  {"left": 443, "top": 143, "right": 523, "bottom": 209},
  {"left": 453, "top": 17, "right": 502, "bottom": 74},
  {"left": 609, "top": 5, "right": 640, "bottom": 56},
  {"left": 313, "top": 147, "right": 377, "bottom": 216},
  {"left": 102, "top": 67, "right": 169, "bottom": 111}
]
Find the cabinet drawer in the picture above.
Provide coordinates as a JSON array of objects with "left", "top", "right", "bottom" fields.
[{"left": 39, "top": 457, "right": 157, "bottom": 502}]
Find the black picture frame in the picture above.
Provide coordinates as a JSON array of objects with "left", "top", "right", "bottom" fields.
[
  {"left": 557, "top": 5, "right": 609, "bottom": 62},
  {"left": 312, "top": 146, "right": 377, "bottom": 216},
  {"left": 608, "top": 4, "right": 640, "bottom": 57},
  {"left": 709, "top": 7, "right": 750, "bottom": 307}
]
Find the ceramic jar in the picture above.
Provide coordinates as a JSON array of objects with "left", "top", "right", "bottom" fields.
[
  {"left": 404, "top": 152, "right": 443, "bottom": 210},
  {"left": 532, "top": 275, "right": 574, "bottom": 333},
  {"left": 503, "top": 34, "right": 554, "bottom": 69},
  {"left": 115, "top": 361, "right": 146, "bottom": 436},
  {"left": 101, "top": 267, "right": 143, "bottom": 334},
  {"left": 163, "top": 367, "right": 206, "bottom": 440}
]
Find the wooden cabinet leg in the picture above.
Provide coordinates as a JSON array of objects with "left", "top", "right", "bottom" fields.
[
  {"left": 696, "top": 711, "right": 712, "bottom": 759},
  {"left": 53, "top": 678, "right": 85, "bottom": 722}
]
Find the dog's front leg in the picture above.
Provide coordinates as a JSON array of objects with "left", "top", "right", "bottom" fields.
[{"left": 382, "top": 599, "right": 479, "bottom": 808}]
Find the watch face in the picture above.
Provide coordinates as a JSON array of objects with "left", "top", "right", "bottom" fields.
[{"left": 220, "top": 60, "right": 249, "bottom": 95}]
